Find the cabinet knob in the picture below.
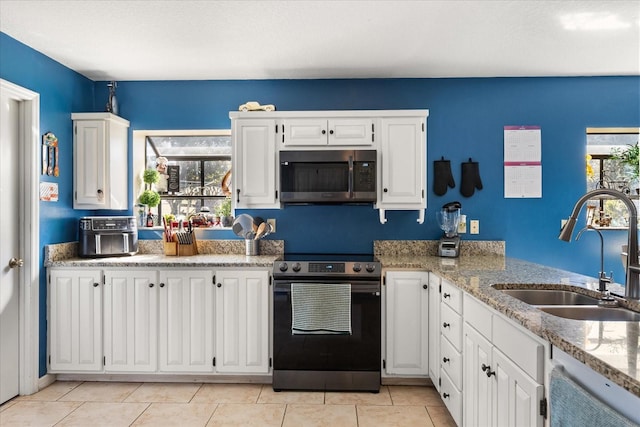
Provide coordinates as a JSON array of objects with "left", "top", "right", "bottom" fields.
[
  {"left": 443, "top": 357, "right": 450, "bottom": 363},
  {"left": 482, "top": 364, "right": 495, "bottom": 377},
  {"left": 159, "top": 282, "right": 165, "bottom": 288},
  {"left": 442, "top": 322, "right": 450, "bottom": 328},
  {"left": 93, "top": 282, "right": 99, "bottom": 288},
  {"left": 217, "top": 283, "right": 222, "bottom": 288},
  {"left": 322, "top": 130, "right": 326, "bottom": 135},
  {"left": 149, "top": 283, "right": 154, "bottom": 288},
  {"left": 486, "top": 369, "right": 496, "bottom": 378},
  {"left": 383, "top": 188, "right": 388, "bottom": 193},
  {"left": 423, "top": 284, "right": 428, "bottom": 290},
  {"left": 329, "top": 129, "right": 334, "bottom": 135},
  {"left": 442, "top": 393, "right": 450, "bottom": 399},
  {"left": 443, "top": 293, "right": 451, "bottom": 298}
]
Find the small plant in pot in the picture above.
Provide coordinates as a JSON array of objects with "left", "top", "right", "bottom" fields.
[
  {"left": 215, "top": 197, "right": 233, "bottom": 227},
  {"left": 139, "top": 169, "right": 161, "bottom": 226}
]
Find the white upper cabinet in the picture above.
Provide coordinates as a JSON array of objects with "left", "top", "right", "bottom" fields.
[
  {"left": 282, "top": 118, "right": 374, "bottom": 147},
  {"left": 72, "top": 113, "right": 129, "bottom": 210},
  {"left": 232, "top": 118, "right": 278, "bottom": 209},
  {"left": 377, "top": 116, "right": 426, "bottom": 223}
]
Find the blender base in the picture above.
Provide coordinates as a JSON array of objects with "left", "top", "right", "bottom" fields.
[{"left": 438, "top": 236, "right": 461, "bottom": 257}]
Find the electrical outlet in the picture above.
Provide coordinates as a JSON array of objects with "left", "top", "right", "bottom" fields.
[
  {"left": 470, "top": 220, "right": 480, "bottom": 234},
  {"left": 458, "top": 215, "right": 467, "bottom": 234},
  {"left": 267, "top": 218, "right": 276, "bottom": 233}
]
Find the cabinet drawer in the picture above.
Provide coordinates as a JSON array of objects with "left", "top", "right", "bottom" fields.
[
  {"left": 463, "top": 293, "right": 492, "bottom": 340},
  {"left": 440, "top": 335, "right": 462, "bottom": 389},
  {"left": 441, "top": 279, "right": 462, "bottom": 314},
  {"left": 440, "top": 370, "right": 462, "bottom": 427},
  {"left": 492, "top": 315, "right": 544, "bottom": 383},
  {"left": 441, "top": 303, "right": 462, "bottom": 351}
]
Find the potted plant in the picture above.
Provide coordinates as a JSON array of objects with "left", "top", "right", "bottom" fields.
[
  {"left": 611, "top": 142, "right": 639, "bottom": 193},
  {"left": 215, "top": 196, "right": 233, "bottom": 227},
  {"left": 139, "top": 169, "right": 161, "bottom": 226}
]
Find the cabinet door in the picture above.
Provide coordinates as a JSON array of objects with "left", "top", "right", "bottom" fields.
[
  {"left": 328, "top": 118, "right": 374, "bottom": 146},
  {"left": 463, "top": 323, "right": 493, "bottom": 427},
  {"left": 492, "top": 348, "right": 544, "bottom": 427},
  {"left": 283, "top": 119, "right": 328, "bottom": 146},
  {"left": 379, "top": 117, "right": 425, "bottom": 206},
  {"left": 233, "top": 119, "right": 278, "bottom": 208},
  {"left": 428, "top": 273, "right": 441, "bottom": 386},
  {"left": 103, "top": 270, "right": 158, "bottom": 372},
  {"left": 74, "top": 120, "right": 107, "bottom": 208},
  {"left": 214, "top": 270, "right": 270, "bottom": 374},
  {"left": 158, "top": 269, "right": 214, "bottom": 372},
  {"left": 48, "top": 269, "right": 103, "bottom": 372},
  {"left": 385, "top": 271, "right": 429, "bottom": 376}
]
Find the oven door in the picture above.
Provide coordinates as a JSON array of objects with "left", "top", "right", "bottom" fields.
[{"left": 273, "top": 279, "right": 381, "bottom": 373}]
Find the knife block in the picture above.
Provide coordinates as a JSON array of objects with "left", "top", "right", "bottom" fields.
[
  {"left": 162, "top": 234, "right": 178, "bottom": 256},
  {"left": 177, "top": 232, "right": 198, "bottom": 256}
]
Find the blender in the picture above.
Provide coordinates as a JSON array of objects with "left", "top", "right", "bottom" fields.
[{"left": 436, "top": 201, "right": 462, "bottom": 257}]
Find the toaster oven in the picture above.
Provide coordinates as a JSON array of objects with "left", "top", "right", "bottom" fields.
[{"left": 78, "top": 216, "right": 138, "bottom": 258}]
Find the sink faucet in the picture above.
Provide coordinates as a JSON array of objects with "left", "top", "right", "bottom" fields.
[
  {"left": 575, "top": 225, "right": 615, "bottom": 303},
  {"left": 559, "top": 189, "right": 639, "bottom": 300}
]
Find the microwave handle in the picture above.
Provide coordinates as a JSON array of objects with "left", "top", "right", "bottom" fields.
[{"left": 348, "top": 155, "right": 353, "bottom": 199}]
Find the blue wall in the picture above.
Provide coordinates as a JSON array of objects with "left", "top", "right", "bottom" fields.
[{"left": 2, "top": 31, "right": 639, "bottom": 378}]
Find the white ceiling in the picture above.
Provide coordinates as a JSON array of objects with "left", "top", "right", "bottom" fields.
[{"left": 1, "top": 0, "right": 639, "bottom": 81}]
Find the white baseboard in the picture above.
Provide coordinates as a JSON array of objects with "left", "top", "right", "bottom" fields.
[{"left": 37, "top": 374, "right": 57, "bottom": 390}]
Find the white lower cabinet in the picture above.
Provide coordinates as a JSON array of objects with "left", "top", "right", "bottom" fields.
[
  {"left": 214, "top": 270, "right": 270, "bottom": 374},
  {"left": 383, "top": 270, "right": 429, "bottom": 376},
  {"left": 103, "top": 269, "right": 158, "bottom": 372},
  {"left": 49, "top": 266, "right": 271, "bottom": 377},
  {"left": 158, "top": 269, "right": 215, "bottom": 373},
  {"left": 48, "top": 269, "right": 103, "bottom": 372},
  {"left": 463, "top": 293, "right": 545, "bottom": 427}
]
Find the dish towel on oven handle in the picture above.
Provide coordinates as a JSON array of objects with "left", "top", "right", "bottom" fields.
[{"left": 291, "top": 283, "right": 352, "bottom": 335}]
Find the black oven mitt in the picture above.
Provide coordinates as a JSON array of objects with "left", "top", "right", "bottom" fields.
[
  {"left": 460, "top": 158, "right": 483, "bottom": 197},
  {"left": 433, "top": 157, "right": 455, "bottom": 196}
]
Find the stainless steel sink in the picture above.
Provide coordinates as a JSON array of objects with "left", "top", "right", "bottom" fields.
[
  {"left": 499, "top": 289, "right": 600, "bottom": 305},
  {"left": 537, "top": 306, "right": 640, "bottom": 322}
]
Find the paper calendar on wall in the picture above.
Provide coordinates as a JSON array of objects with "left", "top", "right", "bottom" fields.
[{"left": 504, "top": 125, "right": 542, "bottom": 198}]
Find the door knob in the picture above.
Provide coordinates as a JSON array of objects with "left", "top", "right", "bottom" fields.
[{"left": 9, "top": 257, "right": 24, "bottom": 268}]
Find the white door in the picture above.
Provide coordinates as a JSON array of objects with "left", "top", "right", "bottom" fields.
[
  {"left": 384, "top": 271, "right": 429, "bottom": 375},
  {"left": 158, "top": 269, "right": 214, "bottom": 372},
  {"left": 427, "top": 273, "right": 441, "bottom": 386},
  {"left": 0, "top": 91, "right": 21, "bottom": 403},
  {"left": 463, "top": 323, "right": 493, "bottom": 427},
  {"left": 214, "top": 270, "right": 270, "bottom": 374}
]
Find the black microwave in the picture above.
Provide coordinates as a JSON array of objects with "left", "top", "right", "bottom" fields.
[{"left": 280, "top": 149, "right": 377, "bottom": 204}]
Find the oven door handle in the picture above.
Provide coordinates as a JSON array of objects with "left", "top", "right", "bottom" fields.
[
  {"left": 274, "top": 281, "right": 380, "bottom": 294},
  {"left": 348, "top": 155, "right": 354, "bottom": 199}
]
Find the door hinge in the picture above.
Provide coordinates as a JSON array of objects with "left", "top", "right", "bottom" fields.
[
  {"left": 382, "top": 359, "right": 386, "bottom": 369},
  {"left": 74, "top": 125, "right": 77, "bottom": 135},
  {"left": 275, "top": 190, "right": 278, "bottom": 200},
  {"left": 422, "top": 122, "right": 425, "bottom": 132},
  {"left": 48, "top": 355, "right": 50, "bottom": 365},
  {"left": 382, "top": 276, "right": 386, "bottom": 286},
  {"left": 269, "top": 357, "right": 272, "bottom": 368},
  {"left": 213, "top": 275, "right": 216, "bottom": 285},
  {"left": 275, "top": 124, "right": 278, "bottom": 134},
  {"left": 269, "top": 276, "right": 272, "bottom": 286},
  {"left": 540, "top": 397, "right": 547, "bottom": 418},
  {"left": 213, "top": 357, "right": 216, "bottom": 367},
  {"left": 438, "top": 377, "right": 441, "bottom": 387},
  {"left": 422, "top": 189, "right": 425, "bottom": 198},
  {"left": 103, "top": 356, "right": 106, "bottom": 366},
  {"left": 439, "top": 284, "right": 442, "bottom": 293},
  {"left": 102, "top": 275, "right": 105, "bottom": 285}
]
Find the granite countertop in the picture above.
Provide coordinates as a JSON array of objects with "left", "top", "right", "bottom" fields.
[
  {"left": 378, "top": 254, "right": 640, "bottom": 398},
  {"left": 46, "top": 253, "right": 280, "bottom": 268}
]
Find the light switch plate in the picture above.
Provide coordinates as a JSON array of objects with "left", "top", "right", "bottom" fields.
[
  {"left": 267, "top": 218, "right": 276, "bottom": 233},
  {"left": 470, "top": 220, "right": 479, "bottom": 234}
]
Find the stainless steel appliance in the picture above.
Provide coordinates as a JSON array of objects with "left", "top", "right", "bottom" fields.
[
  {"left": 78, "top": 216, "right": 138, "bottom": 258},
  {"left": 272, "top": 253, "right": 381, "bottom": 392},
  {"left": 437, "top": 201, "right": 462, "bottom": 257},
  {"left": 280, "top": 150, "right": 376, "bottom": 204}
]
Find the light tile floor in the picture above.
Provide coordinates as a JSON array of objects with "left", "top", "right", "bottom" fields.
[{"left": 0, "top": 382, "right": 456, "bottom": 426}]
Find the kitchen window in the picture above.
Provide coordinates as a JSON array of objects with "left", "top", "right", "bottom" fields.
[
  {"left": 586, "top": 128, "right": 639, "bottom": 229},
  {"left": 133, "top": 130, "right": 232, "bottom": 228}
]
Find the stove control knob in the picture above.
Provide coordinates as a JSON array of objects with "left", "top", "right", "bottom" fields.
[
  {"left": 352, "top": 263, "right": 362, "bottom": 272},
  {"left": 292, "top": 262, "right": 302, "bottom": 272},
  {"left": 365, "top": 264, "right": 376, "bottom": 273},
  {"left": 278, "top": 262, "right": 288, "bottom": 272}
]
